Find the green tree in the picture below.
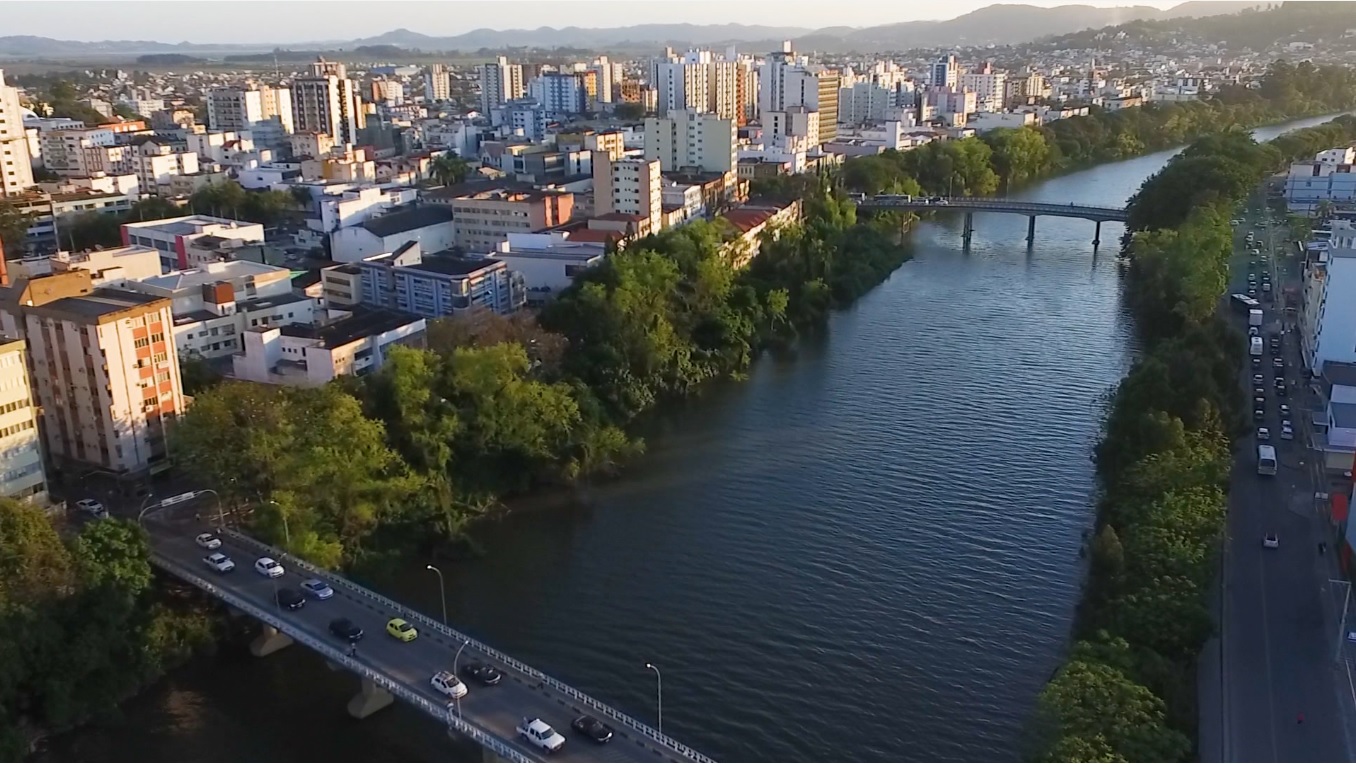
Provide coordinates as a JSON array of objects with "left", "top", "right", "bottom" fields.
[
  {"left": 0, "top": 201, "right": 30, "bottom": 258},
  {"left": 614, "top": 102, "right": 646, "bottom": 120},
  {"left": 1035, "top": 659, "right": 1191, "bottom": 763},
  {"left": 429, "top": 153, "right": 471, "bottom": 186}
]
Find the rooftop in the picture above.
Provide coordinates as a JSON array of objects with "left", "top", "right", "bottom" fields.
[
  {"left": 403, "top": 256, "right": 502, "bottom": 277},
  {"left": 138, "top": 260, "right": 289, "bottom": 291},
  {"left": 37, "top": 288, "right": 165, "bottom": 320},
  {"left": 123, "top": 214, "right": 255, "bottom": 236},
  {"left": 1333, "top": 401, "right": 1356, "bottom": 430},
  {"left": 280, "top": 307, "right": 422, "bottom": 348},
  {"left": 360, "top": 205, "right": 454, "bottom": 238}
]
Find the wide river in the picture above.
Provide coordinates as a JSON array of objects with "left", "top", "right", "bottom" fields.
[{"left": 43, "top": 115, "right": 1340, "bottom": 762}]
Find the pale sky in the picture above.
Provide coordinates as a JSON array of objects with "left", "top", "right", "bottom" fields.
[{"left": 2, "top": 0, "right": 1186, "bottom": 44}]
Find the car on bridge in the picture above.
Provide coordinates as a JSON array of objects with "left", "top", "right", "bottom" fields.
[
  {"left": 517, "top": 718, "right": 566, "bottom": 753},
  {"left": 328, "top": 617, "right": 364, "bottom": 642},
  {"left": 254, "top": 557, "right": 284, "bottom": 578},
  {"left": 300, "top": 578, "right": 334, "bottom": 600},
  {"left": 276, "top": 587, "right": 306, "bottom": 611},
  {"left": 386, "top": 617, "right": 418, "bottom": 642},
  {"left": 461, "top": 661, "right": 502, "bottom": 686},
  {"left": 203, "top": 552, "right": 235, "bottom": 573},
  {"left": 572, "top": 715, "right": 614, "bottom": 744},
  {"left": 195, "top": 533, "right": 222, "bottom": 550},
  {"left": 431, "top": 670, "right": 469, "bottom": 699}
]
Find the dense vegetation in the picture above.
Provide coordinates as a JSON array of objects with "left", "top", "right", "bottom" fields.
[
  {"left": 1030, "top": 115, "right": 1356, "bottom": 762},
  {"left": 0, "top": 501, "right": 216, "bottom": 758},
  {"left": 1042, "top": 2, "right": 1356, "bottom": 54},
  {"left": 839, "top": 60, "right": 1356, "bottom": 197},
  {"left": 171, "top": 182, "right": 911, "bottom": 568}
]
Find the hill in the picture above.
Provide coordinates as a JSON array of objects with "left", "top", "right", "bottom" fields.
[{"left": 1039, "top": 1, "right": 1356, "bottom": 51}]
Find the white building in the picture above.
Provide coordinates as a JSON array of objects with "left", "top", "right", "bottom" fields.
[
  {"left": 0, "top": 70, "right": 34, "bottom": 196},
  {"left": 207, "top": 86, "right": 293, "bottom": 149},
  {"left": 960, "top": 66, "right": 1007, "bottom": 112},
  {"left": 329, "top": 205, "right": 455, "bottom": 263},
  {"left": 121, "top": 215, "right": 266, "bottom": 272},
  {"left": 644, "top": 111, "right": 736, "bottom": 173},
  {"left": 309, "top": 185, "right": 418, "bottom": 236},
  {"left": 480, "top": 56, "right": 525, "bottom": 114},
  {"left": 0, "top": 338, "right": 47, "bottom": 503},
  {"left": 9, "top": 245, "right": 163, "bottom": 286},
  {"left": 1302, "top": 222, "right": 1356, "bottom": 373},
  {"left": 591, "top": 152, "right": 662, "bottom": 235},
  {"left": 231, "top": 307, "right": 426, "bottom": 387},
  {"left": 1286, "top": 150, "right": 1356, "bottom": 213},
  {"left": 292, "top": 59, "right": 364, "bottom": 145},
  {"left": 426, "top": 64, "right": 451, "bottom": 102},
  {"left": 489, "top": 231, "right": 605, "bottom": 303},
  {"left": 529, "top": 73, "right": 586, "bottom": 117}
]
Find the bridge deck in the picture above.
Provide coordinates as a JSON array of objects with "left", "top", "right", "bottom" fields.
[
  {"left": 854, "top": 196, "right": 1129, "bottom": 222},
  {"left": 146, "top": 516, "right": 710, "bottom": 763}
]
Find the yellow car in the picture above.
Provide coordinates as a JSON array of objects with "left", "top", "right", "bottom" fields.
[{"left": 386, "top": 618, "right": 418, "bottom": 642}]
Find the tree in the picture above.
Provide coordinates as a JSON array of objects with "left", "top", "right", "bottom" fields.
[
  {"left": 429, "top": 153, "right": 471, "bottom": 186},
  {"left": 0, "top": 201, "right": 29, "bottom": 258},
  {"left": 614, "top": 102, "right": 646, "bottom": 120},
  {"left": 1035, "top": 659, "right": 1191, "bottom": 763}
]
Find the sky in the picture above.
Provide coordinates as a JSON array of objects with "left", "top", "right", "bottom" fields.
[{"left": 4, "top": 0, "right": 1186, "bottom": 44}]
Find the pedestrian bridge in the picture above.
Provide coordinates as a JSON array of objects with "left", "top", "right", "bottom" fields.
[
  {"left": 853, "top": 195, "right": 1129, "bottom": 246},
  {"left": 142, "top": 511, "right": 712, "bottom": 764}
]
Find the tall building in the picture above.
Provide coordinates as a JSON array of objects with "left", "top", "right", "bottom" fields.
[
  {"left": 0, "top": 338, "right": 48, "bottom": 503},
  {"left": 590, "top": 56, "right": 614, "bottom": 103},
  {"left": 206, "top": 85, "right": 293, "bottom": 148},
  {"left": 653, "top": 51, "right": 741, "bottom": 120},
  {"left": 644, "top": 111, "right": 736, "bottom": 173},
  {"left": 736, "top": 58, "right": 758, "bottom": 125},
  {"left": 0, "top": 69, "right": 35, "bottom": 196},
  {"left": 814, "top": 69, "right": 840, "bottom": 142},
  {"left": 425, "top": 64, "right": 451, "bottom": 102},
  {"left": 931, "top": 54, "right": 959, "bottom": 89},
  {"left": 0, "top": 270, "right": 183, "bottom": 478},
  {"left": 592, "top": 152, "right": 662, "bottom": 236},
  {"left": 480, "top": 56, "right": 525, "bottom": 113},
  {"left": 529, "top": 73, "right": 587, "bottom": 117},
  {"left": 292, "top": 58, "right": 364, "bottom": 145},
  {"left": 960, "top": 63, "right": 1007, "bottom": 112},
  {"left": 758, "top": 44, "right": 836, "bottom": 141}
]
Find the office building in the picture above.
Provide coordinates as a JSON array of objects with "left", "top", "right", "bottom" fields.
[
  {"left": 0, "top": 270, "right": 183, "bottom": 478},
  {"left": 480, "top": 56, "right": 525, "bottom": 113},
  {"left": 358, "top": 245, "right": 523, "bottom": 318},
  {"left": 0, "top": 70, "right": 34, "bottom": 196},
  {"left": 0, "top": 338, "right": 47, "bottom": 503},
  {"left": 292, "top": 58, "right": 364, "bottom": 145},
  {"left": 758, "top": 46, "right": 837, "bottom": 142},
  {"left": 644, "top": 111, "right": 736, "bottom": 173},
  {"left": 931, "top": 54, "right": 959, "bottom": 89},
  {"left": 121, "top": 214, "right": 266, "bottom": 272},
  {"left": 448, "top": 188, "right": 575, "bottom": 252}
]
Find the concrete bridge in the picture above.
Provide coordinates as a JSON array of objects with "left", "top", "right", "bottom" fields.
[
  {"left": 853, "top": 195, "right": 1129, "bottom": 246},
  {"left": 142, "top": 505, "right": 712, "bottom": 763}
]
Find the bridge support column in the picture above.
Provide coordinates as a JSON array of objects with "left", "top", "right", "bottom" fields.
[
  {"left": 249, "top": 624, "right": 294, "bottom": 657},
  {"left": 347, "top": 677, "right": 394, "bottom": 719},
  {"left": 1093, "top": 220, "right": 1102, "bottom": 248},
  {"left": 962, "top": 212, "right": 974, "bottom": 245},
  {"left": 1026, "top": 215, "right": 1037, "bottom": 244}
]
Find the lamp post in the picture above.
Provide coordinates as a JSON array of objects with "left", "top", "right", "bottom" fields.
[
  {"left": 426, "top": 564, "right": 448, "bottom": 625},
  {"left": 136, "top": 493, "right": 159, "bottom": 526},
  {"left": 645, "top": 662, "right": 663, "bottom": 736},
  {"left": 1335, "top": 579, "right": 1352, "bottom": 661},
  {"left": 453, "top": 638, "right": 470, "bottom": 718},
  {"left": 261, "top": 498, "right": 291, "bottom": 547}
]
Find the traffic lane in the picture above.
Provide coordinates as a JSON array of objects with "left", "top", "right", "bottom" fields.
[{"left": 150, "top": 527, "right": 673, "bottom": 764}]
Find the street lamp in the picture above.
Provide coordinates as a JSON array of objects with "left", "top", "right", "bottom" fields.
[
  {"left": 645, "top": 662, "right": 663, "bottom": 736},
  {"left": 426, "top": 564, "right": 448, "bottom": 625},
  {"left": 453, "top": 638, "right": 470, "bottom": 718},
  {"left": 261, "top": 498, "right": 291, "bottom": 547},
  {"left": 1334, "top": 578, "right": 1352, "bottom": 661}
]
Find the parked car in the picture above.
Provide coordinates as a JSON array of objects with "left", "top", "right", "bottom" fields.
[
  {"left": 571, "top": 715, "right": 614, "bottom": 744},
  {"left": 254, "top": 557, "right": 284, "bottom": 578},
  {"left": 1281, "top": 425, "right": 1294, "bottom": 440},
  {"left": 1254, "top": 408, "right": 1265, "bottom": 421},
  {"left": 1273, "top": 357, "right": 1285, "bottom": 370},
  {"left": 75, "top": 499, "right": 107, "bottom": 518},
  {"left": 1263, "top": 533, "right": 1280, "bottom": 549},
  {"left": 275, "top": 587, "right": 306, "bottom": 611},
  {"left": 1257, "top": 427, "right": 1271, "bottom": 440},
  {"left": 517, "top": 718, "right": 566, "bottom": 753},
  {"left": 194, "top": 533, "right": 222, "bottom": 550},
  {"left": 300, "top": 579, "right": 334, "bottom": 600},
  {"left": 1253, "top": 374, "right": 1265, "bottom": 385},
  {"left": 1280, "top": 404, "right": 1292, "bottom": 417},
  {"left": 461, "top": 662, "right": 503, "bottom": 686},
  {"left": 386, "top": 618, "right": 418, "bottom": 642},
  {"left": 431, "top": 670, "right": 469, "bottom": 699},
  {"left": 203, "top": 552, "right": 235, "bottom": 573},
  {"left": 329, "top": 617, "right": 365, "bottom": 642}
]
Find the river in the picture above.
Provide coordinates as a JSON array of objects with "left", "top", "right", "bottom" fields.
[{"left": 41, "top": 115, "right": 1340, "bottom": 763}]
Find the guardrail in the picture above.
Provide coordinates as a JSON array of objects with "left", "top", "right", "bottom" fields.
[
  {"left": 218, "top": 530, "right": 715, "bottom": 762},
  {"left": 855, "top": 197, "right": 1129, "bottom": 219},
  {"left": 149, "top": 552, "right": 533, "bottom": 764}
]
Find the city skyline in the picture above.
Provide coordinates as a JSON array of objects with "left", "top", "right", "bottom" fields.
[{"left": 6, "top": 0, "right": 1186, "bottom": 44}]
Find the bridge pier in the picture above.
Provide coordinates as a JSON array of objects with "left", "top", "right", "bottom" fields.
[
  {"left": 1093, "top": 220, "right": 1102, "bottom": 248},
  {"left": 1026, "top": 215, "right": 1036, "bottom": 244},
  {"left": 249, "top": 624, "right": 294, "bottom": 657},
  {"left": 347, "top": 677, "right": 395, "bottom": 719},
  {"left": 962, "top": 212, "right": 974, "bottom": 245}
]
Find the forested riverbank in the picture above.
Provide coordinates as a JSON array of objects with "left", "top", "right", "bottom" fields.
[{"left": 1028, "top": 114, "right": 1356, "bottom": 762}]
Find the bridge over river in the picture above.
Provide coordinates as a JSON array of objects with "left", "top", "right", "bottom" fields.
[{"left": 854, "top": 195, "right": 1129, "bottom": 246}]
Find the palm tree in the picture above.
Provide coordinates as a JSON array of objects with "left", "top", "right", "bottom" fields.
[{"left": 430, "top": 154, "right": 471, "bottom": 187}]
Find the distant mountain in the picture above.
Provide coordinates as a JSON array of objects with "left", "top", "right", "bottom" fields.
[
  {"left": 0, "top": 1, "right": 1267, "bottom": 59},
  {"left": 1038, "top": 2, "right": 1356, "bottom": 51}
]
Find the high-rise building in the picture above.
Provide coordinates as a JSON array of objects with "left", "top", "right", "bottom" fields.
[
  {"left": 529, "top": 73, "right": 587, "bottom": 117},
  {"left": 480, "top": 56, "right": 525, "bottom": 113},
  {"left": 735, "top": 58, "right": 758, "bottom": 126},
  {"left": 426, "top": 64, "right": 451, "bottom": 102},
  {"left": 758, "top": 46, "right": 837, "bottom": 143},
  {"left": 960, "top": 63, "right": 1007, "bottom": 112},
  {"left": 590, "top": 56, "right": 615, "bottom": 103},
  {"left": 592, "top": 152, "right": 662, "bottom": 236},
  {"left": 0, "top": 270, "right": 183, "bottom": 478},
  {"left": 0, "top": 69, "right": 35, "bottom": 196},
  {"left": 206, "top": 85, "right": 293, "bottom": 148},
  {"left": 931, "top": 54, "right": 959, "bottom": 89},
  {"left": 814, "top": 70, "right": 840, "bottom": 142},
  {"left": 291, "top": 58, "right": 364, "bottom": 145},
  {"left": 644, "top": 111, "right": 736, "bottom": 173},
  {"left": 0, "top": 338, "right": 48, "bottom": 504}
]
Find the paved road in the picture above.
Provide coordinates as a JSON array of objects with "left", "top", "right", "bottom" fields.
[
  {"left": 1213, "top": 204, "right": 1356, "bottom": 762},
  {"left": 853, "top": 195, "right": 1129, "bottom": 221},
  {"left": 143, "top": 509, "right": 700, "bottom": 764}
]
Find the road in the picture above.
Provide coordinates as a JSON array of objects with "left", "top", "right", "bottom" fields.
[
  {"left": 1209, "top": 200, "right": 1356, "bottom": 762},
  {"left": 142, "top": 508, "right": 696, "bottom": 764}
]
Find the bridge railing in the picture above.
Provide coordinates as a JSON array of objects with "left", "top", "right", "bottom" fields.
[
  {"left": 220, "top": 529, "right": 715, "bottom": 763},
  {"left": 148, "top": 552, "right": 533, "bottom": 763}
]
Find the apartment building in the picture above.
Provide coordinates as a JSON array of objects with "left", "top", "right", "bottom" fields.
[
  {"left": 330, "top": 205, "right": 455, "bottom": 263},
  {"left": 592, "top": 151, "right": 662, "bottom": 236},
  {"left": 0, "top": 338, "right": 47, "bottom": 503},
  {"left": 359, "top": 244, "right": 523, "bottom": 318},
  {"left": 758, "top": 46, "right": 837, "bottom": 142},
  {"left": 961, "top": 63, "right": 1008, "bottom": 113},
  {"left": 490, "top": 231, "right": 605, "bottom": 302},
  {"left": 121, "top": 214, "right": 266, "bottom": 272},
  {"left": 41, "top": 126, "right": 117, "bottom": 176},
  {"left": 480, "top": 56, "right": 525, "bottom": 113},
  {"left": 931, "top": 54, "right": 960, "bottom": 89},
  {"left": 652, "top": 52, "right": 741, "bottom": 121},
  {"left": 206, "top": 85, "right": 293, "bottom": 148},
  {"left": 292, "top": 59, "right": 364, "bottom": 145},
  {"left": 426, "top": 64, "right": 451, "bottom": 102},
  {"left": 529, "top": 73, "right": 587, "bottom": 117},
  {"left": 232, "top": 307, "right": 426, "bottom": 387},
  {"left": 1287, "top": 148, "right": 1356, "bottom": 213},
  {"left": 449, "top": 188, "right": 575, "bottom": 252},
  {"left": 1302, "top": 222, "right": 1356, "bottom": 374},
  {"left": 0, "top": 70, "right": 34, "bottom": 196},
  {"left": 131, "top": 140, "right": 200, "bottom": 195},
  {"left": 8, "top": 189, "right": 137, "bottom": 252},
  {"left": 0, "top": 270, "right": 183, "bottom": 478},
  {"left": 9, "top": 245, "right": 163, "bottom": 286},
  {"left": 644, "top": 111, "right": 737, "bottom": 173}
]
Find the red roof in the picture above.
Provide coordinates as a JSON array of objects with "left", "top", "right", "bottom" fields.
[{"left": 721, "top": 208, "right": 776, "bottom": 233}]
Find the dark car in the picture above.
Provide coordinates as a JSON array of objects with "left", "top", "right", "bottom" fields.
[
  {"left": 1277, "top": 386, "right": 1288, "bottom": 398},
  {"left": 571, "top": 715, "right": 614, "bottom": 744},
  {"left": 276, "top": 587, "right": 305, "bottom": 611},
  {"left": 329, "top": 617, "right": 365, "bottom": 642},
  {"left": 1254, "top": 408, "right": 1265, "bottom": 421},
  {"left": 461, "top": 661, "right": 503, "bottom": 686}
]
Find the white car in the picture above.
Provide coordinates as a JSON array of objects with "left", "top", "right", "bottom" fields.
[
  {"left": 517, "top": 718, "right": 565, "bottom": 753},
  {"left": 76, "top": 499, "right": 108, "bottom": 518},
  {"left": 1257, "top": 427, "right": 1270, "bottom": 441},
  {"left": 203, "top": 552, "right": 235, "bottom": 573},
  {"left": 431, "top": 670, "right": 469, "bottom": 699},
  {"left": 1263, "top": 533, "right": 1279, "bottom": 549},
  {"left": 1281, "top": 425, "right": 1294, "bottom": 441},
  {"left": 254, "top": 557, "right": 284, "bottom": 578},
  {"left": 195, "top": 533, "right": 222, "bottom": 550}
]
